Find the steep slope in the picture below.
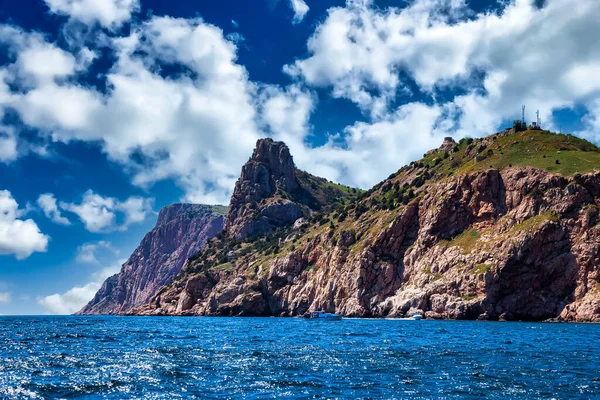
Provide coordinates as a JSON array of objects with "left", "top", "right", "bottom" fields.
[
  {"left": 134, "top": 130, "right": 600, "bottom": 322},
  {"left": 77, "top": 204, "right": 226, "bottom": 315},
  {"left": 226, "top": 138, "right": 359, "bottom": 240}
]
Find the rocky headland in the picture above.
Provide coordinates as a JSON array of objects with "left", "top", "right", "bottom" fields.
[{"left": 86, "top": 130, "right": 600, "bottom": 322}]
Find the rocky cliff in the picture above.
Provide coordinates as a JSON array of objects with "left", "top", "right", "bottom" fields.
[
  {"left": 77, "top": 204, "right": 226, "bottom": 315},
  {"left": 132, "top": 131, "right": 600, "bottom": 322},
  {"left": 226, "top": 138, "right": 359, "bottom": 240}
]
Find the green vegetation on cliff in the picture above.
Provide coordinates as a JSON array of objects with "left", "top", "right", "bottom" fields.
[
  {"left": 290, "top": 169, "right": 362, "bottom": 212},
  {"left": 173, "top": 129, "right": 600, "bottom": 298},
  {"left": 457, "top": 130, "right": 600, "bottom": 176}
]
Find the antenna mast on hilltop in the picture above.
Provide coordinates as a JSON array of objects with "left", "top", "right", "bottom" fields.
[
  {"left": 522, "top": 105, "right": 526, "bottom": 124},
  {"left": 536, "top": 110, "right": 541, "bottom": 127}
]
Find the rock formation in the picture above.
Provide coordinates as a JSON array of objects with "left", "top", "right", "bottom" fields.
[
  {"left": 77, "top": 204, "right": 226, "bottom": 314},
  {"left": 226, "top": 138, "right": 302, "bottom": 240},
  {"left": 131, "top": 131, "right": 600, "bottom": 322},
  {"left": 225, "top": 138, "right": 359, "bottom": 240}
]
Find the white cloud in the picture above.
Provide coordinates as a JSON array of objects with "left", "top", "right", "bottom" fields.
[
  {"left": 38, "top": 282, "right": 100, "bottom": 314},
  {"left": 60, "top": 191, "right": 116, "bottom": 232},
  {"left": 43, "top": 0, "right": 140, "bottom": 29},
  {"left": 0, "top": 126, "right": 17, "bottom": 163},
  {"left": 0, "top": 292, "right": 10, "bottom": 304},
  {"left": 116, "top": 197, "right": 152, "bottom": 226},
  {"left": 1, "top": 18, "right": 261, "bottom": 204},
  {"left": 290, "top": 0, "right": 310, "bottom": 23},
  {"left": 60, "top": 190, "right": 153, "bottom": 233},
  {"left": 256, "top": 83, "right": 448, "bottom": 187},
  {"left": 0, "top": 190, "right": 49, "bottom": 260},
  {"left": 2, "top": 0, "right": 600, "bottom": 204},
  {"left": 284, "top": 0, "right": 475, "bottom": 111},
  {"left": 287, "top": 0, "right": 600, "bottom": 130},
  {"left": 260, "top": 85, "right": 315, "bottom": 143},
  {"left": 16, "top": 41, "right": 77, "bottom": 83},
  {"left": 280, "top": 101, "right": 447, "bottom": 188},
  {"left": 39, "top": 260, "right": 124, "bottom": 314},
  {"left": 37, "top": 193, "right": 70, "bottom": 225},
  {"left": 76, "top": 240, "right": 115, "bottom": 264},
  {"left": 0, "top": 26, "right": 94, "bottom": 83}
]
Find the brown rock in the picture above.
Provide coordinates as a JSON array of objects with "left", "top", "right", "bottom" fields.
[
  {"left": 132, "top": 135, "right": 600, "bottom": 323},
  {"left": 77, "top": 204, "right": 225, "bottom": 315}
]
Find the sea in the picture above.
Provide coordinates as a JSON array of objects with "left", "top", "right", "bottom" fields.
[{"left": 0, "top": 316, "right": 599, "bottom": 399}]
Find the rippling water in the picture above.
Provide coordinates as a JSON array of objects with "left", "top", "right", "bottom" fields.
[{"left": 1, "top": 316, "right": 599, "bottom": 399}]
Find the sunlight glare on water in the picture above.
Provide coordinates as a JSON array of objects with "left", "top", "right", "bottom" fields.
[{"left": 0, "top": 316, "right": 599, "bottom": 399}]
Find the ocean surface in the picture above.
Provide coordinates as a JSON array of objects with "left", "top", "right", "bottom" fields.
[{"left": 0, "top": 317, "right": 599, "bottom": 399}]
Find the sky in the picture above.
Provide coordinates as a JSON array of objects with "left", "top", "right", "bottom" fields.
[{"left": 0, "top": 0, "right": 599, "bottom": 315}]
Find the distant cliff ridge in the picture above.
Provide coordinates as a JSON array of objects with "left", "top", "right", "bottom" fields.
[
  {"left": 129, "top": 131, "right": 600, "bottom": 322},
  {"left": 77, "top": 204, "right": 226, "bottom": 315}
]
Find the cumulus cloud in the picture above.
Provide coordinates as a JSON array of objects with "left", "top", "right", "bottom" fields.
[
  {"left": 287, "top": 0, "right": 600, "bottom": 132},
  {"left": 59, "top": 190, "right": 153, "bottom": 233},
  {"left": 75, "top": 240, "right": 116, "bottom": 264},
  {"left": 0, "top": 25, "right": 94, "bottom": 82},
  {"left": 0, "top": 292, "right": 10, "bottom": 304},
  {"left": 2, "top": 0, "right": 600, "bottom": 203},
  {"left": 267, "top": 101, "right": 446, "bottom": 188},
  {"left": 37, "top": 193, "right": 70, "bottom": 225},
  {"left": 38, "top": 282, "right": 100, "bottom": 314},
  {"left": 0, "top": 18, "right": 260, "bottom": 204},
  {"left": 16, "top": 42, "right": 77, "bottom": 83},
  {"left": 290, "top": 0, "right": 310, "bottom": 23},
  {"left": 0, "top": 190, "right": 49, "bottom": 260},
  {"left": 284, "top": 0, "right": 475, "bottom": 113},
  {"left": 117, "top": 197, "right": 153, "bottom": 226},
  {"left": 39, "top": 260, "right": 124, "bottom": 314},
  {"left": 260, "top": 84, "right": 315, "bottom": 143},
  {"left": 43, "top": 0, "right": 140, "bottom": 29}
]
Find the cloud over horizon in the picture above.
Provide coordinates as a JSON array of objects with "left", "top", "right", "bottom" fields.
[{"left": 38, "top": 259, "right": 124, "bottom": 314}]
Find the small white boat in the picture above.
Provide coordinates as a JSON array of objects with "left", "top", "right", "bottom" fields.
[
  {"left": 307, "top": 311, "right": 342, "bottom": 320},
  {"left": 412, "top": 312, "right": 423, "bottom": 320}
]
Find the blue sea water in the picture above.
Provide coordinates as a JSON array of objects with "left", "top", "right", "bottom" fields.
[{"left": 0, "top": 317, "right": 599, "bottom": 399}]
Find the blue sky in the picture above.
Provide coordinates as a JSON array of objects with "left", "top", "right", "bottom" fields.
[{"left": 0, "top": 0, "right": 598, "bottom": 315}]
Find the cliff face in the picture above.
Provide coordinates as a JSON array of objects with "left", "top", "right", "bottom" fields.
[
  {"left": 132, "top": 131, "right": 600, "bottom": 322},
  {"left": 77, "top": 204, "right": 226, "bottom": 315},
  {"left": 225, "top": 138, "right": 359, "bottom": 240},
  {"left": 225, "top": 138, "right": 302, "bottom": 240}
]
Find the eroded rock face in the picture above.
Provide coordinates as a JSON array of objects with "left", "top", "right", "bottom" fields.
[
  {"left": 77, "top": 204, "right": 225, "bottom": 315},
  {"left": 135, "top": 167, "right": 600, "bottom": 322},
  {"left": 226, "top": 138, "right": 303, "bottom": 240}
]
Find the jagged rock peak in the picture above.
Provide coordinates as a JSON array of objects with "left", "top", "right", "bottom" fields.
[
  {"left": 225, "top": 138, "right": 304, "bottom": 239},
  {"left": 248, "top": 138, "right": 298, "bottom": 193}
]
